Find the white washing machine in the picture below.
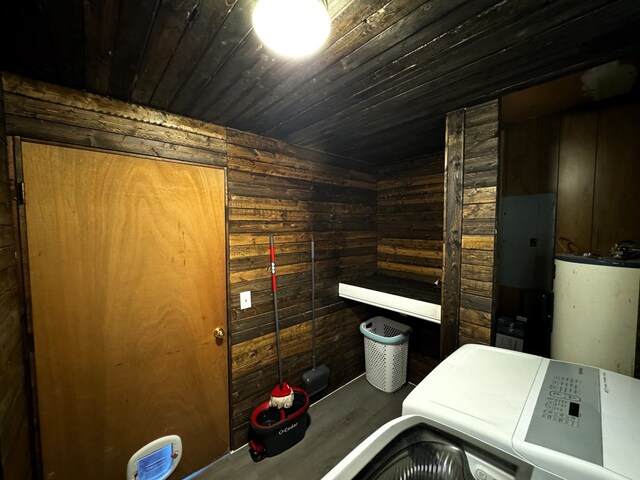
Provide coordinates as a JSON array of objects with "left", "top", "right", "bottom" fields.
[{"left": 322, "top": 344, "right": 640, "bottom": 480}]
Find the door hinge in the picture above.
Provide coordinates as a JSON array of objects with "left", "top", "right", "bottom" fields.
[{"left": 17, "top": 181, "right": 25, "bottom": 204}]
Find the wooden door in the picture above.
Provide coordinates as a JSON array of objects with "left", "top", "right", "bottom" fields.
[{"left": 21, "top": 142, "right": 228, "bottom": 479}]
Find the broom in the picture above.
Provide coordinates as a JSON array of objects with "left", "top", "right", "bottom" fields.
[
  {"left": 302, "top": 234, "right": 330, "bottom": 395},
  {"left": 268, "top": 234, "right": 295, "bottom": 409}
]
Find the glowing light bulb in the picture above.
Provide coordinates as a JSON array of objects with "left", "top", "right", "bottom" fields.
[{"left": 252, "top": 0, "right": 331, "bottom": 59}]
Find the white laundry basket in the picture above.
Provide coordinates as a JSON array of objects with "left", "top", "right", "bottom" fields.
[{"left": 360, "top": 316, "right": 412, "bottom": 392}]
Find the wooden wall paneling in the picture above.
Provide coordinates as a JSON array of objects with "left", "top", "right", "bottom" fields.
[
  {"left": 592, "top": 101, "right": 640, "bottom": 255},
  {"left": 501, "top": 97, "right": 639, "bottom": 373},
  {"left": 539, "top": 115, "right": 561, "bottom": 194},
  {"left": 377, "top": 149, "right": 444, "bottom": 281},
  {"left": 459, "top": 100, "right": 500, "bottom": 347},
  {"left": 500, "top": 114, "right": 561, "bottom": 198},
  {"left": 442, "top": 110, "right": 464, "bottom": 358},
  {"left": 502, "top": 118, "right": 542, "bottom": 196},
  {"left": 3, "top": 93, "right": 226, "bottom": 154},
  {"left": 0, "top": 86, "right": 33, "bottom": 479},
  {"left": 556, "top": 110, "right": 598, "bottom": 254},
  {"left": 376, "top": 151, "right": 444, "bottom": 378},
  {"left": 2, "top": 73, "right": 227, "bottom": 143},
  {"left": 226, "top": 129, "right": 377, "bottom": 448},
  {"left": 4, "top": 74, "right": 379, "bottom": 460}
]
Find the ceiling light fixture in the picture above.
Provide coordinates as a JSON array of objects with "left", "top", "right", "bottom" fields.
[{"left": 252, "top": 0, "right": 331, "bottom": 59}]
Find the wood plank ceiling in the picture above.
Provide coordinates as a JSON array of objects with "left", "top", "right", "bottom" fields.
[{"left": 1, "top": 0, "right": 640, "bottom": 163}]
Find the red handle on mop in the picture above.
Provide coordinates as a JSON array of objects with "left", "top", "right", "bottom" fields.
[{"left": 269, "top": 234, "right": 284, "bottom": 388}]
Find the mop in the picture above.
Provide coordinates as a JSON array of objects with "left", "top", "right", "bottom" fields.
[
  {"left": 268, "top": 234, "right": 295, "bottom": 409},
  {"left": 302, "top": 234, "right": 330, "bottom": 395}
]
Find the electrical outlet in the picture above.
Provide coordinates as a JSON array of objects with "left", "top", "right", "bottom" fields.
[{"left": 240, "top": 291, "right": 251, "bottom": 310}]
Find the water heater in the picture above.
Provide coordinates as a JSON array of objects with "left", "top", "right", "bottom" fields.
[{"left": 551, "top": 254, "right": 640, "bottom": 376}]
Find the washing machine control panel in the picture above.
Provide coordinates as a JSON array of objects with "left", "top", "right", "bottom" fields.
[{"left": 525, "top": 360, "right": 602, "bottom": 465}]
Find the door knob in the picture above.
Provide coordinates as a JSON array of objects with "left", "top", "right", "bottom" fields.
[{"left": 214, "top": 327, "right": 225, "bottom": 339}]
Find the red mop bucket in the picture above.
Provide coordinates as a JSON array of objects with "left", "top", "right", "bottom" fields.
[{"left": 248, "top": 387, "right": 310, "bottom": 462}]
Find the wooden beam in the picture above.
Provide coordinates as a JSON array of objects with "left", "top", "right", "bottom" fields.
[{"left": 441, "top": 109, "right": 464, "bottom": 358}]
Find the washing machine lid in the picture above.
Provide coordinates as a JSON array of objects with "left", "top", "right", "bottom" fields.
[{"left": 402, "top": 344, "right": 542, "bottom": 454}]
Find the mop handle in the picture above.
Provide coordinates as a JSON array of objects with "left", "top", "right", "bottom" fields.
[
  {"left": 311, "top": 234, "right": 317, "bottom": 369},
  {"left": 269, "top": 235, "right": 284, "bottom": 388},
  {"left": 269, "top": 238, "right": 277, "bottom": 293}
]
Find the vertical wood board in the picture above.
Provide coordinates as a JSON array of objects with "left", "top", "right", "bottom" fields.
[{"left": 442, "top": 110, "right": 464, "bottom": 357}]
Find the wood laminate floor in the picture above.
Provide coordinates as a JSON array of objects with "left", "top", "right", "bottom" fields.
[{"left": 189, "top": 375, "right": 414, "bottom": 480}]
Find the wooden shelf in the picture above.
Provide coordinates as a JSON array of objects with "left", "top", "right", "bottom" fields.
[{"left": 339, "top": 274, "right": 441, "bottom": 324}]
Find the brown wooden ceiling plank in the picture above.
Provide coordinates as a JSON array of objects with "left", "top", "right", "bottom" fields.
[
  {"left": 231, "top": 0, "right": 458, "bottom": 132},
  {"left": 191, "top": 35, "right": 271, "bottom": 120},
  {"left": 44, "top": 0, "right": 85, "bottom": 88},
  {"left": 0, "top": 1, "right": 59, "bottom": 82},
  {"left": 107, "top": 0, "right": 161, "bottom": 100},
  {"left": 219, "top": 0, "right": 422, "bottom": 125},
  {"left": 195, "top": 47, "right": 278, "bottom": 124},
  {"left": 329, "top": 30, "right": 639, "bottom": 158},
  {"left": 280, "top": 0, "right": 613, "bottom": 143},
  {"left": 315, "top": 116, "right": 445, "bottom": 160},
  {"left": 292, "top": 2, "right": 640, "bottom": 156},
  {"left": 198, "top": 0, "right": 399, "bottom": 122},
  {"left": 377, "top": 151, "right": 443, "bottom": 174},
  {"left": 130, "top": 0, "right": 201, "bottom": 105},
  {"left": 164, "top": 0, "right": 254, "bottom": 114},
  {"left": 335, "top": 136, "right": 445, "bottom": 165},
  {"left": 349, "top": 20, "right": 640, "bottom": 151},
  {"left": 225, "top": 0, "right": 401, "bottom": 126},
  {"left": 291, "top": 3, "right": 632, "bottom": 155},
  {"left": 149, "top": 0, "right": 241, "bottom": 110},
  {"left": 266, "top": 0, "right": 540, "bottom": 139},
  {"left": 263, "top": 0, "right": 506, "bottom": 138},
  {"left": 84, "top": 0, "right": 121, "bottom": 95}
]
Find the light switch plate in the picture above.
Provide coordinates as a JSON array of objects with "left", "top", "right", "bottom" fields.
[{"left": 240, "top": 291, "right": 251, "bottom": 310}]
